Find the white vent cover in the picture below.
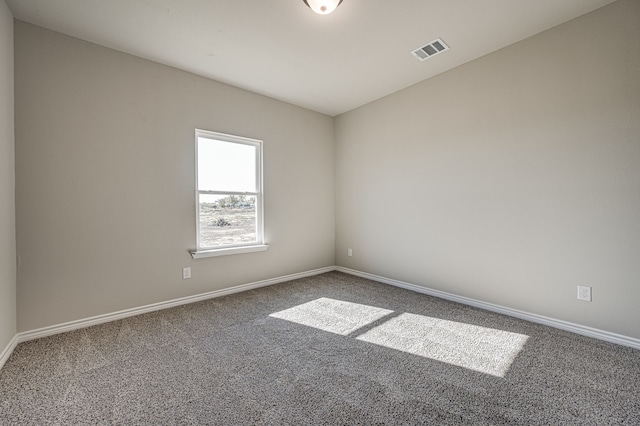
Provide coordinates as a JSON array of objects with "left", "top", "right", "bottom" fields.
[{"left": 411, "top": 38, "right": 449, "bottom": 61}]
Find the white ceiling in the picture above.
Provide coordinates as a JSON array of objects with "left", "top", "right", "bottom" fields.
[{"left": 6, "top": 0, "right": 616, "bottom": 116}]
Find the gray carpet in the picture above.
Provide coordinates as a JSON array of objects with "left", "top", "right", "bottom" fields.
[{"left": 1, "top": 271, "right": 638, "bottom": 425}]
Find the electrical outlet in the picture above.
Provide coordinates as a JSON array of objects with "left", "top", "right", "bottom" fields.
[
  {"left": 577, "top": 285, "right": 591, "bottom": 302},
  {"left": 348, "top": 248, "right": 353, "bottom": 257},
  {"left": 182, "top": 267, "right": 191, "bottom": 280}
]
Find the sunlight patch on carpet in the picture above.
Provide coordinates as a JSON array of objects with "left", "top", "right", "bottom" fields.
[
  {"left": 269, "top": 297, "right": 393, "bottom": 335},
  {"left": 270, "top": 298, "right": 528, "bottom": 377},
  {"left": 356, "top": 313, "right": 528, "bottom": 377}
]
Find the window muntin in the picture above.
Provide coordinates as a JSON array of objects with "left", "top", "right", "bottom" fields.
[{"left": 195, "top": 130, "right": 264, "bottom": 253}]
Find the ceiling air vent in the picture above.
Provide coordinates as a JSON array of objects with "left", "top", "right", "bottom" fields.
[{"left": 411, "top": 38, "right": 449, "bottom": 61}]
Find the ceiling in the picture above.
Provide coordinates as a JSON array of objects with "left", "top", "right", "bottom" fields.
[{"left": 6, "top": 0, "right": 615, "bottom": 116}]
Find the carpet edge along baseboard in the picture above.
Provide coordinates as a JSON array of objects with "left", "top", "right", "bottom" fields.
[{"left": 1, "top": 264, "right": 638, "bottom": 373}]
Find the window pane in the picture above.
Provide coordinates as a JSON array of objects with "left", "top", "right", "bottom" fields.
[
  {"left": 199, "top": 194, "right": 257, "bottom": 248},
  {"left": 197, "top": 137, "right": 256, "bottom": 192}
]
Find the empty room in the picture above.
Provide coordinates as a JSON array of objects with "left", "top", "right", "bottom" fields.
[{"left": 1, "top": 0, "right": 639, "bottom": 424}]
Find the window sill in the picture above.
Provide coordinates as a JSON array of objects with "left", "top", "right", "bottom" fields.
[{"left": 190, "top": 244, "right": 269, "bottom": 259}]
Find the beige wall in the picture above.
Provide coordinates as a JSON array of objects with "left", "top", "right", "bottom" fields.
[
  {"left": 0, "top": 0, "right": 16, "bottom": 350},
  {"left": 15, "top": 22, "right": 335, "bottom": 332},
  {"left": 335, "top": 1, "right": 640, "bottom": 339},
  {"left": 11, "top": 1, "right": 640, "bottom": 341}
]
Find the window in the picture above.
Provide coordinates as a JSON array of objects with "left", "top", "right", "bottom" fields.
[{"left": 191, "top": 130, "right": 267, "bottom": 258}]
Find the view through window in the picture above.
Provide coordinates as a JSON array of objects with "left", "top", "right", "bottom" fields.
[{"left": 195, "top": 130, "right": 263, "bottom": 252}]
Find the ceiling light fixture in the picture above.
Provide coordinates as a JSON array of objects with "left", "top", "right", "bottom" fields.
[{"left": 303, "top": 0, "right": 343, "bottom": 15}]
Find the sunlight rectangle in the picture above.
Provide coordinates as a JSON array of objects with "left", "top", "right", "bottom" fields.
[
  {"left": 356, "top": 313, "right": 528, "bottom": 377},
  {"left": 270, "top": 298, "right": 528, "bottom": 377},
  {"left": 269, "top": 297, "right": 393, "bottom": 336}
]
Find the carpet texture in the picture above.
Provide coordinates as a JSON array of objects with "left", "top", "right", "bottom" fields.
[{"left": 1, "top": 271, "right": 638, "bottom": 425}]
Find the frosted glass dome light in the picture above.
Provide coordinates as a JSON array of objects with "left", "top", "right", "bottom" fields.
[{"left": 303, "top": 0, "right": 343, "bottom": 15}]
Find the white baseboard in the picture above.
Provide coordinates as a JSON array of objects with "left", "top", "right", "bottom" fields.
[
  {"left": 2, "top": 264, "right": 637, "bottom": 373},
  {"left": 15, "top": 266, "right": 335, "bottom": 345},
  {"left": 336, "top": 266, "right": 640, "bottom": 350},
  {"left": 0, "top": 334, "right": 19, "bottom": 371}
]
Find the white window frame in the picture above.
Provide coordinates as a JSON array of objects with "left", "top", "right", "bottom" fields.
[{"left": 191, "top": 129, "right": 267, "bottom": 259}]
